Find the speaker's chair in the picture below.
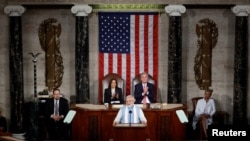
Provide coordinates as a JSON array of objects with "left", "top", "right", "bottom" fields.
[
  {"left": 132, "top": 74, "right": 155, "bottom": 101},
  {"left": 100, "top": 73, "right": 125, "bottom": 104},
  {"left": 188, "top": 97, "right": 229, "bottom": 140}
]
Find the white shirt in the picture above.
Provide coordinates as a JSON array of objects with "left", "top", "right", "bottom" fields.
[
  {"left": 141, "top": 83, "right": 150, "bottom": 103},
  {"left": 113, "top": 105, "right": 147, "bottom": 124},
  {"left": 111, "top": 88, "right": 115, "bottom": 94},
  {"left": 192, "top": 98, "right": 216, "bottom": 129}
]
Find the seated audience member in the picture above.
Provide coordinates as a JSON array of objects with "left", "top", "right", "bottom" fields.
[
  {"left": 45, "top": 88, "right": 69, "bottom": 140},
  {"left": 113, "top": 95, "right": 147, "bottom": 126},
  {"left": 134, "top": 72, "right": 154, "bottom": 104},
  {"left": 104, "top": 78, "right": 124, "bottom": 104},
  {"left": 192, "top": 89, "right": 216, "bottom": 139},
  {"left": 0, "top": 108, "right": 7, "bottom": 132}
]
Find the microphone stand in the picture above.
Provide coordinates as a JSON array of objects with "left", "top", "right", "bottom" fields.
[{"left": 129, "top": 110, "right": 132, "bottom": 127}]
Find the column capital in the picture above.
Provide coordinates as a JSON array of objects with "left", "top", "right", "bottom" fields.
[
  {"left": 165, "top": 5, "right": 186, "bottom": 16},
  {"left": 232, "top": 5, "right": 250, "bottom": 16},
  {"left": 71, "top": 5, "right": 92, "bottom": 16},
  {"left": 4, "top": 5, "right": 26, "bottom": 16}
]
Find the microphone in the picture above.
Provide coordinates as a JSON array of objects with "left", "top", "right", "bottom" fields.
[{"left": 129, "top": 110, "right": 132, "bottom": 126}]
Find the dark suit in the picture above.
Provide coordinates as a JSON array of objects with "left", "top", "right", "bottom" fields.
[
  {"left": 0, "top": 116, "right": 7, "bottom": 132},
  {"left": 134, "top": 82, "right": 154, "bottom": 104},
  {"left": 104, "top": 87, "right": 124, "bottom": 104},
  {"left": 45, "top": 97, "right": 69, "bottom": 140}
]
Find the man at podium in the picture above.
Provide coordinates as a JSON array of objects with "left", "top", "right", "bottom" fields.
[{"left": 113, "top": 95, "right": 147, "bottom": 126}]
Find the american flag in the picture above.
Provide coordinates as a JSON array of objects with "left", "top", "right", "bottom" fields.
[{"left": 98, "top": 12, "right": 159, "bottom": 103}]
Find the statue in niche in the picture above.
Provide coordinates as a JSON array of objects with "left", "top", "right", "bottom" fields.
[
  {"left": 38, "top": 18, "right": 64, "bottom": 92},
  {"left": 194, "top": 18, "right": 218, "bottom": 90}
]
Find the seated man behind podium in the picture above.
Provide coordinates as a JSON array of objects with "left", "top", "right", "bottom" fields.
[
  {"left": 104, "top": 78, "right": 124, "bottom": 104},
  {"left": 134, "top": 72, "right": 154, "bottom": 104},
  {"left": 192, "top": 89, "right": 216, "bottom": 139},
  {"left": 113, "top": 95, "right": 147, "bottom": 126},
  {"left": 45, "top": 88, "right": 69, "bottom": 140}
]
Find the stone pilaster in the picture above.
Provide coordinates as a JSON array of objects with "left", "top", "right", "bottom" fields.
[
  {"left": 71, "top": 5, "right": 92, "bottom": 103},
  {"left": 231, "top": 5, "right": 250, "bottom": 126},
  {"left": 4, "top": 5, "right": 26, "bottom": 135},
  {"left": 165, "top": 5, "right": 186, "bottom": 103}
]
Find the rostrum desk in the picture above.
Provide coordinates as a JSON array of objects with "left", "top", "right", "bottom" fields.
[{"left": 71, "top": 104, "right": 187, "bottom": 141}]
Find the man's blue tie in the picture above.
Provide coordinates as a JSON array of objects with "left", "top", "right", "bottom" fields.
[{"left": 128, "top": 107, "right": 133, "bottom": 123}]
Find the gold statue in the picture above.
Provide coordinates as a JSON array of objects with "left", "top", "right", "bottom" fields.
[
  {"left": 194, "top": 18, "right": 218, "bottom": 90},
  {"left": 38, "top": 18, "right": 64, "bottom": 92}
]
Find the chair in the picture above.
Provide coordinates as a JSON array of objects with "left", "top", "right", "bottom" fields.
[
  {"left": 191, "top": 97, "right": 203, "bottom": 115},
  {"left": 101, "top": 73, "right": 125, "bottom": 104},
  {"left": 132, "top": 74, "right": 156, "bottom": 102},
  {"left": 132, "top": 74, "right": 155, "bottom": 87},
  {"left": 189, "top": 97, "right": 229, "bottom": 140},
  {"left": 191, "top": 97, "right": 228, "bottom": 125}
]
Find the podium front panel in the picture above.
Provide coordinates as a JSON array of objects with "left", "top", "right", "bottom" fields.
[{"left": 72, "top": 104, "right": 187, "bottom": 141}]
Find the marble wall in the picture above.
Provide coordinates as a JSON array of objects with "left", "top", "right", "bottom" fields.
[
  {"left": 182, "top": 8, "right": 236, "bottom": 124},
  {"left": 0, "top": 2, "right": 250, "bottom": 126},
  {"left": 0, "top": 0, "right": 10, "bottom": 120}
]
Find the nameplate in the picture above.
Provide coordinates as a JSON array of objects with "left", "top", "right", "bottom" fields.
[
  {"left": 111, "top": 104, "right": 124, "bottom": 109},
  {"left": 134, "top": 104, "right": 144, "bottom": 108},
  {"left": 75, "top": 104, "right": 106, "bottom": 110},
  {"left": 110, "top": 100, "right": 120, "bottom": 104},
  {"left": 161, "top": 103, "right": 183, "bottom": 109},
  {"left": 37, "top": 95, "right": 50, "bottom": 98},
  {"left": 114, "top": 123, "right": 146, "bottom": 128}
]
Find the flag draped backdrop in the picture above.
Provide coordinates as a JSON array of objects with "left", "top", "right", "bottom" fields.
[{"left": 98, "top": 12, "right": 159, "bottom": 103}]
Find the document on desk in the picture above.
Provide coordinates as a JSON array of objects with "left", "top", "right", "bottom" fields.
[
  {"left": 75, "top": 104, "right": 106, "bottom": 110},
  {"left": 114, "top": 123, "right": 146, "bottom": 128},
  {"left": 63, "top": 110, "right": 76, "bottom": 124},
  {"left": 176, "top": 110, "right": 188, "bottom": 124},
  {"left": 110, "top": 100, "right": 120, "bottom": 104}
]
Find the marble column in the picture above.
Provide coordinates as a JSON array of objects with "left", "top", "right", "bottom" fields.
[
  {"left": 165, "top": 5, "right": 186, "bottom": 103},
  {"left": 231, "top": 5, "right": 250, "bottom": 126},
  {"left": 4, "top": 5, "right": 26, "bottom": 134},
  {"left": 71, "top": 5, "right": 92, "bottom": 103}
]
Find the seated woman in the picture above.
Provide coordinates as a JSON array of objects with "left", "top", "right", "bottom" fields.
[
  {"left": 104, "top": 78, "right": 124, "bottom": 104},
  {"left": 192, "top": 89, "right": 216, "bottom": 139}
]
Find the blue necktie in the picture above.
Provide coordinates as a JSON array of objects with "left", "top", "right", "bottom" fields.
[{"left": 128, "top": 107, "right": 133, "bottom": 123}]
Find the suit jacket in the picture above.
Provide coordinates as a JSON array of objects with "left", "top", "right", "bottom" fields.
[
  {"left": 134, "top": 82, "right": 154, "bottom": 104},
  {"left": 0, "top": 116, "right": 7, "bottom": 132},
  {"left": 45, "top": 97, "right": 69, "bottom": 140},
  {"left": 104, "top": 87, "right": 124, "bottom": 104},
  {"left": 45, "top": 97, "right": 69, "bottom": 120}
]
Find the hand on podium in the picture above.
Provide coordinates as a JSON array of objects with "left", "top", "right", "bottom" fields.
[
  {"left": 141, "top": 121, "right": 147, "bottom": 126},
  {"left": 113, "top": 121, "right": 118, "bottom": 126}
]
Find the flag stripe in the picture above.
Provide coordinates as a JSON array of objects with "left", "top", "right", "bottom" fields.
[
  {"left": 117, "top": 54, "right": 122, "bottom": 75},
  {"left": 109, "top": 53, "right": 113, "bottom": 73},
  {"left": 104, "top": 53, "right": 108, "bottom": 75},
  {"left": 126, "top": 54, "right": 131, "bottom": 96},
  {"left": 144, "top": 15, "right": 149, "bottom": 73},
  {"left": 153, "top": 15, "right": 159, "bottom": 101},
  {"left": 139, "top": 15, "right": 144, "bottom": 73},
  {"left": 148, "top": 15, "right": 153, "bottom": 75},
  {"left": 135, "top": 15, "right": 140, "bottom": 76},
  {"left": 129, "top": 15, "right": 135, "bottom": 95},
  {"left": 99, "top": 53, "right": 104, "bottom": 103}
]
